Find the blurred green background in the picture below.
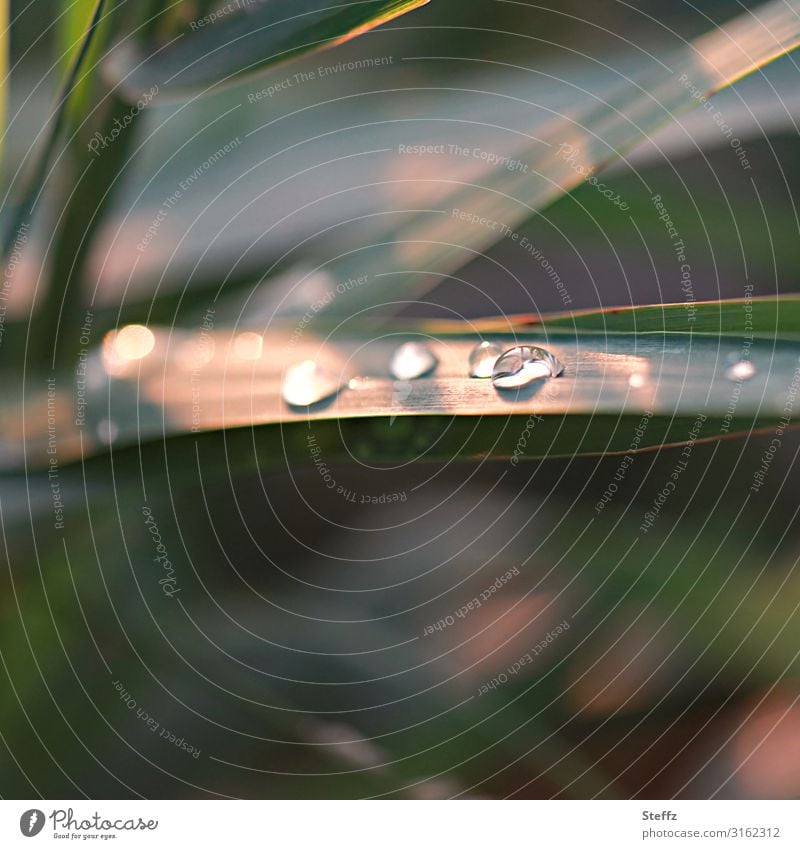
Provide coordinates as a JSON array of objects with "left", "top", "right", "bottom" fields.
[{"left": 1, "top": 0, "right": 800, "bottom": 799}]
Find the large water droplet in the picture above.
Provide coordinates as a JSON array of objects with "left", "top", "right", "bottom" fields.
[
  {"left": 724, "top": 359, "right": 757, "bottom": 382},
  {"left": 468, "top": 341, "right": 505, "bottom": 378},
  {"left": 492, "top": 346, "right": 564, "bottom": 390},
  {"left": 389, "top": 341, "right": 437, "bottom": 381},
  {"left": 282, "top": 360, "right": 344, "bottom": 407}
]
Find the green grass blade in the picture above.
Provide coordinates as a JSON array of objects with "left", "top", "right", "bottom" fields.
[
  {"left": 4, "top": 313, "right": 799, "bottom": 471},
  {"left": 106, "top": 0, "right": 431, "bottom": 101},
  {"left": 0, "top": 1, "right": 7, "bottom": 170},
  {"left": 1, "top": 0, "right": 106, "bottom": 256},
  {"left": 294, "top": 0, "right": 800, "bottom": 321},
  {"left": 428, "top": 296, "right": 800, "bottom": 343}
]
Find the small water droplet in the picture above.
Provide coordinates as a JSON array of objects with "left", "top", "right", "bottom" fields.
[
  {"left": 389, "top": 341, "right": 437, "bottom": 381},
  {"left": 492, "top": 346, "right": 564, "bottom": 390},
  {"left": 97, "top": 418, "right": 119, "bottom": 444},
  {"left": 629, "top": 373, "right": 647, "bottom": 389},
  {"left": 282, "top": 360, "right": 344, "bottom": 407},
  {"left": 724, "top": 360, "right": 757, "bottom": 382},
  {"left": 233, "top": 332, "right": 263, "bottom": 361},
  {"left": 468, "top": 341, "right": 505, "bottom": 378}
]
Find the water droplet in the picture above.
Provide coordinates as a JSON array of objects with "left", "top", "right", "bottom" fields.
[
  {"left": 468, "top": 341, "right": 505, "bottom": 378},
  {"left": 97, "top": 418, "right": 119, "bottom": 445},
  {"left": 282, "top": 360, "right": 344, "bottom": 407},
  {"left": 389, "top": 341, "right": 437, "bottom": 381},
  {"left": 629, "top": 373, "right": 647, "bottom": 389},
  {"left": 492, "top": 346, "right": 564, "bottom": 390},
  {"left": 724, "top": 360, "right": 757, "bottom": 382},
  {"left": 233, "top": 332, "right": 263, "bottom": 361}
]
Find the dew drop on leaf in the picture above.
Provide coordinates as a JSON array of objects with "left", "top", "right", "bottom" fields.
[
  {"left": 468, "top": 341, "right": 505, "bottom": 378},
  {"left": 97, "top": 418, "right": 119, "bottom": 444},
  {"left": 724, "top": 360, "right": 757, "bottom": 382},
  {"left": 389, "top": 341, "right": 437, "bottom": 381},
  {"left": 282, "top": 360, "right": 344, "bottom": 407},
  {"left": 492, "top": 346, "right": 564, "bottom": 390}
]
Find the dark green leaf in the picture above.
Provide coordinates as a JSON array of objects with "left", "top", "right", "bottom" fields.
[{"left": 5, "top": 307, "right": 799, "bottom": 471}]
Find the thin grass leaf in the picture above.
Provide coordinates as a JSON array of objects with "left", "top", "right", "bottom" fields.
[
  {"left": 88, "top": 3, "right": 800, "bottom": 310},
  {"left": 0, "top": 0, "right": 106, "bottom": 256},
  {"left": 0, "top": 0, "right": 7, "bottom": 169},
  {"left": 4, "top": 297, "right": 799, "bottom": 471},
  {"left": 58, "top": 0, "right": 111, "bottom": 122},
  {"left": 426, "top": 296, "right": 800, "bottom": 343},
  {"left": 106, "top": 0, "right": 431, "bottom": 101},
  {"left": 282, "top": 0, "right": 800, "bottom": 322}
]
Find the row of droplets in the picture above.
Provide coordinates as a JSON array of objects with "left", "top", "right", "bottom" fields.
[
  {"left": 393, "top": 340, "right": 564, "bottom": 386},
  {"left": 283, "top": 341, "right": 564, "bottom": 407}
]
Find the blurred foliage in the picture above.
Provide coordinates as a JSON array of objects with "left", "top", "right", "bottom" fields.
[{"left": 0, "top": 0, "right": 799, "bottom": 800}]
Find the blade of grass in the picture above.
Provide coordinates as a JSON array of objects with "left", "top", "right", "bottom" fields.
[
  {"left": 291, "top": 0, "right": 800, "bottom": 322},
  {"left": 4, "top": 317, "right": 799, "bottom": 471},
  {"left": 423, "top": 296, "right": 800, "bottom": 343},
  {"left": 58, "top": 0, "right": 112, "bottom": 125},
  {"left": 0, "top": 1, "right": 7, "bottom": 170},
  {"left": 106, "top": 0, "right": 432, "bottom": 101},
  {"left": 0, "top": 0, "right": 106, "bottom": 257}
]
